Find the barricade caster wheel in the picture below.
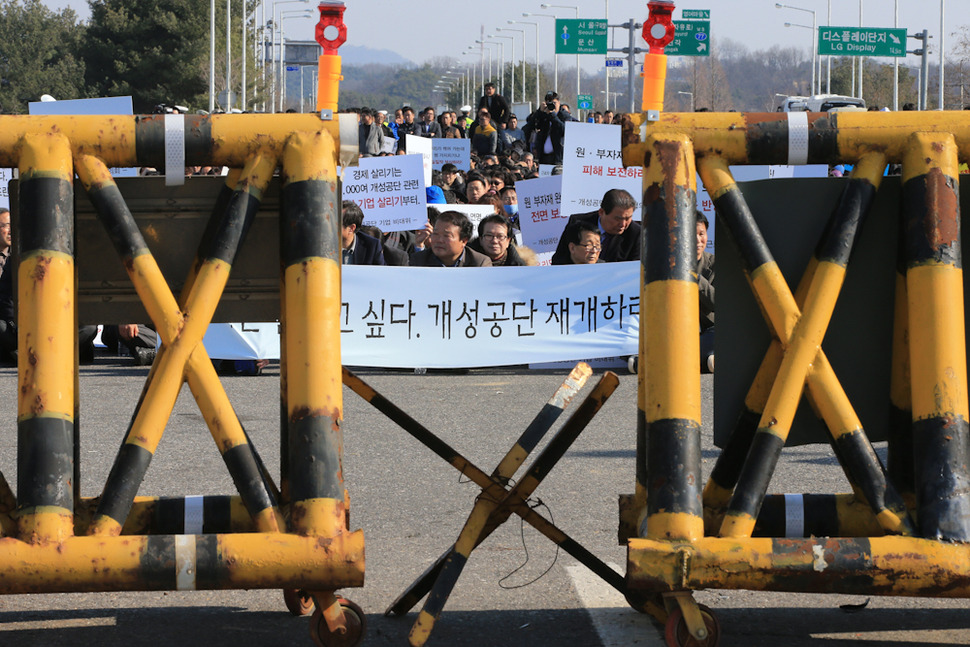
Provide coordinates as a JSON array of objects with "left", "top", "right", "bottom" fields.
[
  {"left": 664, "top": 603, "right": 720, "bottom": 647},
  {"left": 284, "top": 588, "right": 315, "bottom": 616},
  {"left": 309, "top": 596, "right": 367, "bottom": 647}
]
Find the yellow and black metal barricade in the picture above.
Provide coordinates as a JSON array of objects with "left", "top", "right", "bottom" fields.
[
  {"left": 0, "top": 101, "right": 366, "bottom": 645},
  {"left": 621, "top": 108, "right": 970, "bottom": 645}
]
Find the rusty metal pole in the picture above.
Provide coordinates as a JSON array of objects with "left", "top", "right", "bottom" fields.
[
  {"left": 640, "top": 132, "right": 703, "bottom": 543},
  {"left": 901, "top": 132, "right": 970, "bottom": 541},
  {"left": 16, "top": 133, "right": 76, "bottom": 544}
]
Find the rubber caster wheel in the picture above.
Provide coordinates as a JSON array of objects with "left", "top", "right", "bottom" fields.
[
  {"left": 283, "top": 588, "right": 315, "bottom": 616},
  {"left": 309, "top": 597, "right": 367, "bottom": 647},
  {"left": 665, "top": 603, "right": 720, "bottom": 647}
]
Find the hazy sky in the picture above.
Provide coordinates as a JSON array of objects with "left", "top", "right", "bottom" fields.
[{"left": 39, "top": 0, "right": 965, "bottom": 74}]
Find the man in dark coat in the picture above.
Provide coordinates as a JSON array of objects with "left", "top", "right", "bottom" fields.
[
  {"left": 409, "top": 211, "right": 492, "bottom": 267},
  {"left": 341, "top": 201, "right": 385, "bottom": 266},
  {"left": 476, "top": 82, "right": 511, "bottom": 129},
  {"left": 521, "top": 91, "right": 572, "bottom": 165},
  {"left": 551, "top": 189, "right": 640, "bottom": 264}
]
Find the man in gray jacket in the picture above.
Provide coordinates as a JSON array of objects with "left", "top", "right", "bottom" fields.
[{"left": 358, "top": 108, "right": 385, "bottom": 157}]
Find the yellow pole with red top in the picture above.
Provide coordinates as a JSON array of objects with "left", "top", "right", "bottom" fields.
[
  {"left": 315, "top": 2, "right": 347, "bottom": 113},
  {"left": 641, "top": 1, "right": 676, "bottom": 113}
]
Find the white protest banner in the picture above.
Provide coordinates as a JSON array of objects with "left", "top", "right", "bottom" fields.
[
  {"left": 202, "top": 263, "right": 640, "bottom": 367},
  {"left": 432, "top": 138, "right": 470, "bottom": 171},
  {"left": 405, "top": 135, "right": 433, "bottom": 187},
  {"left": 538, "top": 164, "right": 556, "bottom": 177},
  {"left": 344, "top": 155, "right": 427, "bottom": 232},
  {"left": 29, "top": 97, "right": 138, "bottom": 178},
  {"left": 203, "top": 322, "right": 280, "bottom": 359},
  {"left": 342, "top": 263, "right": 638, "bottom": 368},
  {"left": 561, "top": 122, "right": 642, "bottom": 221},
  {"left": 0, "top": 168, "right": 13, "bottom": 210},
  {"left": 445, "top": 204, "right": 498, "bottom": 233},
  {"left": 516, "top": 175, "right": 564, "bottom": 265}
]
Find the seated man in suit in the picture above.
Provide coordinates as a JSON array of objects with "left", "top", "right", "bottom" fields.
[
  {"left": 341, "top": 200, "right": 385, "bottom": 266},
  {"left": 558, "top": 221, "right": 603, "bottom": 264},
  {"left": 409, "top": 211, "right": 492, "bottom": 267},
  {"left": 551, "top": 188, "right": 639, "bottom": 264},
  {"left": 359, "top": 225, "right": 409, "bottom": 266}
]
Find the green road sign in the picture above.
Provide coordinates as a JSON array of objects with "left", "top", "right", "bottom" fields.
[
  {"left": 682, "top": 9, "right": 710, "bottom": 20},
  {"left": 577, "top": 94, "right": 593, "bottom": 110},
  {"left": 818, "top": 27, "right": 906, "bottom": 57},
  {"left": 666, "top": 20, "right": 710, "bottom": 57},
  {"left": 555, "top": 19, "right": 608, "bottom": 55}
]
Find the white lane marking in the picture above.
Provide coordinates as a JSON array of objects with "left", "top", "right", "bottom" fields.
[{"left": 565, "top": 562, "right": 665, "bottom": 646}]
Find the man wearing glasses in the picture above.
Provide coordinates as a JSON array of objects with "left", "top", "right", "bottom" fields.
[
  {"left": 469, "top": 214, "right": 526, "bottom": 266},
  {"left": 0, "top": 209, "right": 15, "bottom": 364},
  {"left": 551, "top": 189, "right": 639, "bottom": 264}
]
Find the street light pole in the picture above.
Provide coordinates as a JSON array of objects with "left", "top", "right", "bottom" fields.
[
  {"left": 279, "top": 9, "right": 312, "bottom": 112},
  {"left": 509, "top": 20, "right": 540, "bottom": 108},
  {"left": 270, "top": 0, "right": 309, "bottom": 113},
  {"left": 209, "top": 0, "right": 215, "bottom": 112},
  {"left": 525, "top": 13, "right": 561, "bottom": 95},
  {"left": 500, "top": 27, "right": 528, "bottom": 106},
  {"left": 678, "top": 90, "right": 694, "bottom": 112},
  {"left": 776, "top": 3, "right": 817, "bottom": 95},
  {"left": 784, "top": 22, "right": 816, "bottom": 95},
  {"left": 542, "top": 3, "right": 580, "bottom": 104},
  {"left": 494, "top": 34, "right": 515, "bottom": 103}
]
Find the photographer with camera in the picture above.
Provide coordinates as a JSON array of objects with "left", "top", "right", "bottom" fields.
[{"left": 521, "top": 91, "right": 574, "bottom": 166}]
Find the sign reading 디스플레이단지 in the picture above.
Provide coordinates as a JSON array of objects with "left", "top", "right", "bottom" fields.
[{"left": 818, "top": 27, "right": 906, "bottom": 57}]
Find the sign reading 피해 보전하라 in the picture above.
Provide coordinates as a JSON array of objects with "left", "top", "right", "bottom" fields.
[
  {"left": 818, "top": 27, "right": 906, "bottom": 57},
  {"left": 555, "top": 19, "right": 608, "bottom": 55}
]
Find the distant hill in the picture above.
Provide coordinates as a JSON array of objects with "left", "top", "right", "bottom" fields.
[{"left": 341, "top": 45, "right": 413, "bottom": 67}]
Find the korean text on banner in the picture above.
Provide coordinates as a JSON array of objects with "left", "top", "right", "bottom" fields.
[
  {"left": 344, "top": 154, "right": 428, "bottom": 232},
  {"left": 343, "top": 263, "right": 638, "bottom": 368},
  {"left": 517, "top": 175, "right": 564, "bottom": 265},
  {"left": 203, "top": 263, "right": 639, "bottom": 366},
  {"left": 561, "top": 122, "right": 643, "bottom": 221},
  {"left": 432, "top": 138, "right": 471, "bottom": 171},
  {"left": 0, "top": 168, "right": 12, "bottom": 210},
  {"left": 406, "top": 135, "right": 434, "bottom": 187}
]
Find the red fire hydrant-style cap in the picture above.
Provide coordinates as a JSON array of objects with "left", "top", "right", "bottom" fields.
[
  {"left": 316, "top": 1, "right": 347, "bottom": 55},
  {"left": 643, "top": 1, "right": 676, "bottom": 54}
]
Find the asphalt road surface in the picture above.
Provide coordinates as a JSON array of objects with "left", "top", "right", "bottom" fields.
[{"left": 1, "top": 360, "right": 968, "bottom": 646}]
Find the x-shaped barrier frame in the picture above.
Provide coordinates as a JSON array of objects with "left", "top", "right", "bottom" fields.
[
  {"left": 3, "top": 119, "right": 365, "bottom": 645},
  {"left": 342, "top": 365, "right": 635, "bottom": 647},
  {"left": 626, "top": 113, "right": 970, "bottom": 645}
]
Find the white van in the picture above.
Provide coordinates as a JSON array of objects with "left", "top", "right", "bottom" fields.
[{"left": 777, "top": 94, "right": 866, "bottom": 112}]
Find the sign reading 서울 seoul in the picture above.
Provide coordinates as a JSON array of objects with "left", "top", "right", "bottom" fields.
[
  {"left": 555, "top": 19, "right": 608, "bottom": 55},
  {"left": 818, "top": 27, "right": 906, "bottom": 57}
]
